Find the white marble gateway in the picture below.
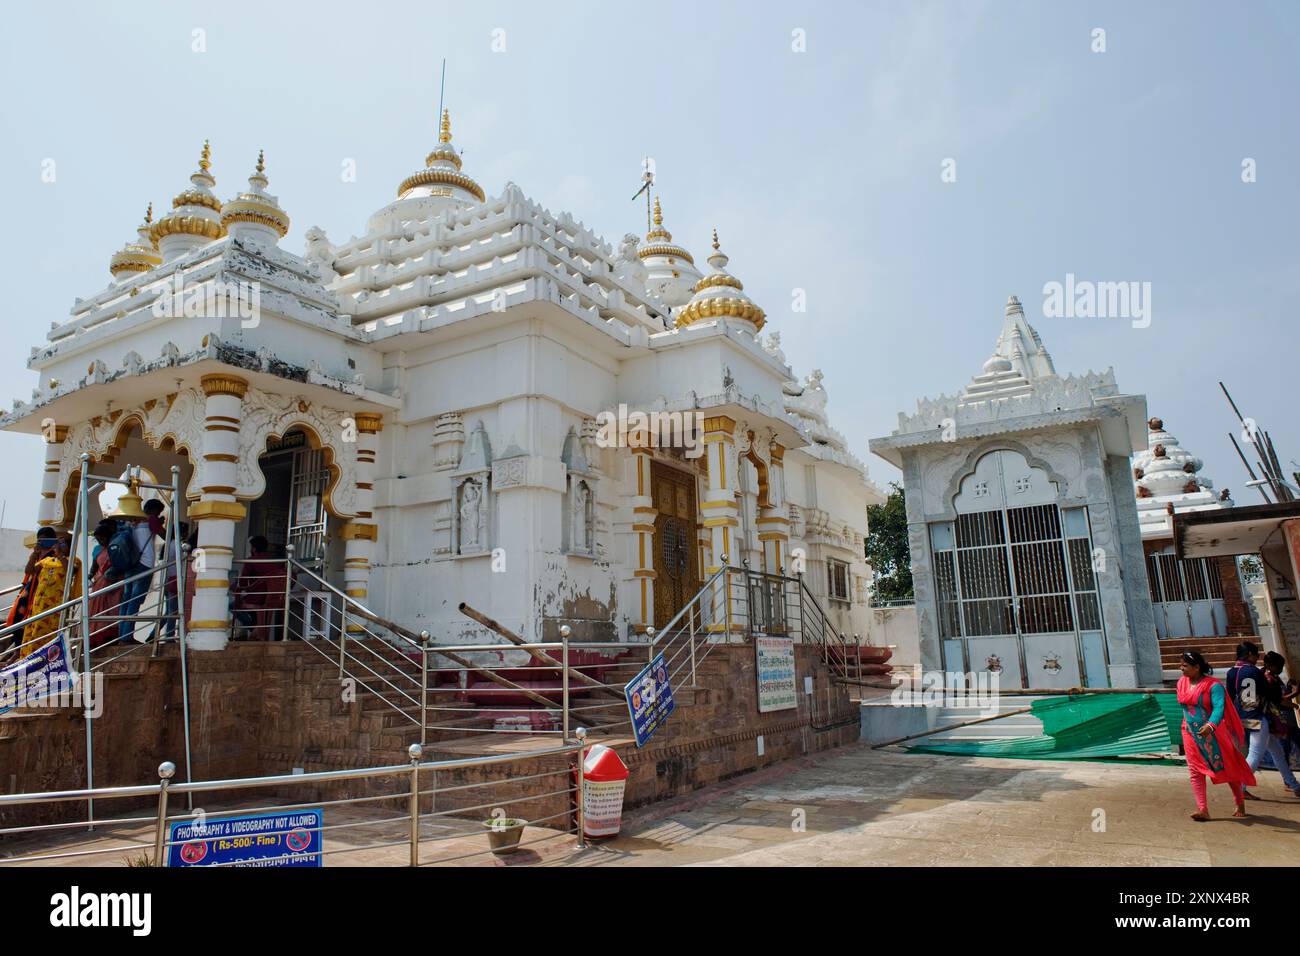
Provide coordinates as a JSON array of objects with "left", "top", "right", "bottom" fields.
[
  {"left": 871, "top": 296, "right": 1160, "bottom": 689},
  {"left": 1, "top": 112, "right": 883, "bottom": 650}
]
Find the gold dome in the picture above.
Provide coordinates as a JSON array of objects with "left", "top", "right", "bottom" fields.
[
  {"left": 637, "top": 197, "right": 695, "bottom": 265},
  {"left": 221, "top": 150, "right": 291, "bottom": 238},
  {"left": 150, "top": 141, "right": 227, "bottom": 245},
  {"left": 397, "top": 109, "right": 485, "bottom": 202},
  {"left": 109, "top": 204, "right": 163, "bottom": 279},
  {"left": 675, "top": 230, "right": 765, "bottom": 331}
]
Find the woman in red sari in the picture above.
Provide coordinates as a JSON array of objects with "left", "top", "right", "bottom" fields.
[
  {"left": 1178, "top": 650, "right": 1255, "bottom": 821},
  {"left": 86, "top": 520, "right": 121, "bottom": 650}
]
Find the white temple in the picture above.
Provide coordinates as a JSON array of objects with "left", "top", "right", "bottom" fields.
[
  {"left": 1133, "top": 416, "right": 1233, "bottom": 539},
  {"left": 0, "top": 112, "right": 883, "bottom": 650},
  {"left": 1132, "top": 417, "right": 1245, "bottom": 640},
  {"left": 871, "top": 296, "right": 1161, "bottom": 689}
]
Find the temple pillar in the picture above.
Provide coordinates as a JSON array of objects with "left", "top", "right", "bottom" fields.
[
  {"left": 341, "top": 412, "right": 382, "bottom": 631},
  {"left": 38, "top": 424, "right": 70, "bottom": 529},
  {"left": 627, "top": 434, "right": 656, "bottom": 634},
  {"left": 187, "top": 373, "right": 249, "bottom": 651},
  {"left": 1279, "top": 519, "right": 1300, "bottom": 669},
  {"left": 702, "top": 416, "right": 740, "bottom": 635},
  {"left": 757, "top": 442, "right": 790, "bottom": 575}
]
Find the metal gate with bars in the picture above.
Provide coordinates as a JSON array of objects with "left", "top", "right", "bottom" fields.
[
  {"left": 928, "top": 450, "right": 1109, "bottom": 689},
  {"left": 1146, "top": 550, "right": 1226, "bottom": 638}
]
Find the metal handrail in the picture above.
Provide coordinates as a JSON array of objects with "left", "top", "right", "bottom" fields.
[
  {"left": 0, "top": 730, "right": 593, "bottom": 867},
  {"left": 287, "top": 557, "right": 424, "bottom": 651},
  {"left": 0, "top": 560, "right": 168, "bottom": 643},
  {"left": 648, "top": 564, "right": 731, "bottom": 654}
]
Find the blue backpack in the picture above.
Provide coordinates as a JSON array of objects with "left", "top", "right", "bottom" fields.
[{"left": 107, "top": 523, "right": 140, "bottom": 577}]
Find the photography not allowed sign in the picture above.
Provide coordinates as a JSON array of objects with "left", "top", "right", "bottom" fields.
[
  {"left": 167, "top": 808, "right": 323, "bottom": 868},
  {"left": 625, "top": 652, "right": 674, "bottom": 747}
]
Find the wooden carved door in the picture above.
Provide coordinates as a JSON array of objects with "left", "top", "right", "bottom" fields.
[{"left": 651, "top": 462, "right": 700, "bottom": 627}]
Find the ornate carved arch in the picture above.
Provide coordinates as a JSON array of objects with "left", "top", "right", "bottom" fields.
[
  {"left": 941, "top": 439, "right": 1073, "bottom": 518},
  {"left": 233, "top": 387, "right": 361, "bottom": 519}
]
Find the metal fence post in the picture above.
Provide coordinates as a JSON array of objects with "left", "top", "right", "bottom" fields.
[
  {"left": 408, "top": 743, "right": 422, "bottom": 867},
  {"left": 154, "top": 761, "right": 175, "bottom": 866},
  {"left": 574, "top": 727, "right": 587, "bottom": 849},
  {"left": 688, "top": 603, "right": 697, "bottom": 687},
  {"left": 282, "top": 544, "right": 295, "bottom": 642},
  {"left": 338, "top": 604, "right": 348, "bottom": 681},
  {"left": 559, "top": 624, "right": 571, "bottom": 741},
  {"left": 419, "top": 630, "right": 430, "bottom": 748}
]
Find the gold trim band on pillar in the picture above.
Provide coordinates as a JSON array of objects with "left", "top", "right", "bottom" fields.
[
  {"left": 200, "top": 374, "right": 249, "bottom": 398},
  {"left": 188, "top": 500, "right": 248, "bottom": 521},
  {"left": 187, "top": 619, "right": 230, "bottom": 630},
  {"left": 341, "top": 522, "right": 378, "bottom": 541},
  {"left": 354, "top": 412, "right": 384, "bottom": 434}
]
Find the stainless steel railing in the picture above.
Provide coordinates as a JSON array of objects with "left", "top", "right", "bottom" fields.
[
  {"left": 0, "top": 728, "right": 593, "bottom": 867},
  {"left": 280, "top": 557, "right": 649, "bottom": 744}
]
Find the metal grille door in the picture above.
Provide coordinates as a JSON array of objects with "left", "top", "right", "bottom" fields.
[
  {"left": 288, "top": 446, "right": 330, "bottom": 569},
  {"left": 929, "top": 449, "right": 1105, "bottom": 688}
]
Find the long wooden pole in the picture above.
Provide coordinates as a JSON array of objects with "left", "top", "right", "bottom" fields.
[
  {"left": 458, "top": 602, "right": 623, "bottom": 699},
  {"left": 870, "top": 707, "right": 1035, "bottom": 750}
]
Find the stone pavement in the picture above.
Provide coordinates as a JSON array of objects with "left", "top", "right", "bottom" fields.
[
  {"left": 5, "top": 743, "right": 1298, "bottom": 867},
  {"left": 560, "top": 743, "right": 1300, "bottom": 866}
]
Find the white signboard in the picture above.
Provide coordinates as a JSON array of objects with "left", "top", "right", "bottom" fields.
[
  {"left": 295, "top": 494, "right": 319, "bottom": 526},
  {"left": 755, "top": 636, "right": 797, "bottom": 713}
]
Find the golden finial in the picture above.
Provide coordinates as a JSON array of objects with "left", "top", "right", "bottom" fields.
[
  {"left": 439, "top": 109, "right": 452, "bottom": 144},
  {"left": 198, "top": 139, "right": 212, "bottom": 174},
  {"left": 712, "top": 228, "right": 720, "bottom": 251},
  {"left": 653, "top": 197, "right": 663, "bottom": 227},
  {"left": 256, "top": 149, "right": 265, "bottom": 175},
  {"left": 144, "top": 203, "right": 153, "bottom": 224}
]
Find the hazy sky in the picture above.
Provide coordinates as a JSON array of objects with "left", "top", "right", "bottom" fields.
[{"left": 0, "top": 0, "right": 1296, "bottom": 529}]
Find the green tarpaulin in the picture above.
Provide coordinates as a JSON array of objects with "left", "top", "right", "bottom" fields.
[{"left": 907, "top": 693, "right": 1181, "bottom": 760}]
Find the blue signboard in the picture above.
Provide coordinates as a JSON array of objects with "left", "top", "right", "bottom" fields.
[
  {"left": 625, "top": 652, "right": 674, "bottom": 747},
  {"left": 0, "top": 634, "right": 73, "bottom": 716},
  {"left": 167, "top": 809, "right": 323, "bottom": 868}
]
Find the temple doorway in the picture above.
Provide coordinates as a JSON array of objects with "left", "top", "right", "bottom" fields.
[
  {"left": 651, "top": 461, "right": 700, "bottom": 627},
  {"left": 243, "top": 430, "right": 334, "bottom": 574}
]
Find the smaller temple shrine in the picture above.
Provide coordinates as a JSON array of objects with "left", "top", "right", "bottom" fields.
[
  {"left": 1132, "top": 417, "right": 1251, "bottom": 641},
  {"left": 870, "top": 295, "right": 1160, "bottom": 689}
]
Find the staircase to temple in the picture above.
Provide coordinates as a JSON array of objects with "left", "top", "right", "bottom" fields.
[
  {"left": 1158, "top": 635, "right": 1251, "bottom": 673},
  {"left": 293, "top": 560, "right": 864, "bottom": 763}
]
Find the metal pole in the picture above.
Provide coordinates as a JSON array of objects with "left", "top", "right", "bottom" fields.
[
  {"left": 560, "top": 624, "right": 571, "bottom": 741},
  {"left": 574, "top": 727, "right": 587, "bottom": 849},
  {"left": 689, "top": 602, "right": 697, "bottom": 687},
  {"left": 407, "top": 743, "right": 422, "bottom": 867},
  {"left": 338, "top": 604, "right": 348, "bottom": 680},
  {"left": 282, "top": 544, "right": 294, "bottom": 642},
  {"left": 419, "top": 630, "right": 429, "bottom": 749},
  {"left": 78, "top": 455, "right": 95, "bottom": 828},
  {"left": 169, "top": 466, "right": 194, "bottom": 810},
  {"left": 154, "top": 760, "right": 175, "bottom": 866}
]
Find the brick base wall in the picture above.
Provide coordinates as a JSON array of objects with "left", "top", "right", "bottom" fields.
[{"left": 0, "top": 641, "right": 859, "bottom": 830}]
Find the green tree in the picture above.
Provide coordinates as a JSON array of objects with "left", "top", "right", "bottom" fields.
[{"left": 865, "top": 482, "right": 913, "bottom": 603}]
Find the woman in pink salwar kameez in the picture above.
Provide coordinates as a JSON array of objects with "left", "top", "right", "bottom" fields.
[{"left": 1177, "top": 650, "right": 1256, "bottom": 821}]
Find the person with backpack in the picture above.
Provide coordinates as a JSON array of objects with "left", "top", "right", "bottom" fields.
[
  {"left": 1225, "top": 641, "right": 1297, "bottom": 800},
  {"left": 107, "top": 487, "right": 163, "bottom": 643}
]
